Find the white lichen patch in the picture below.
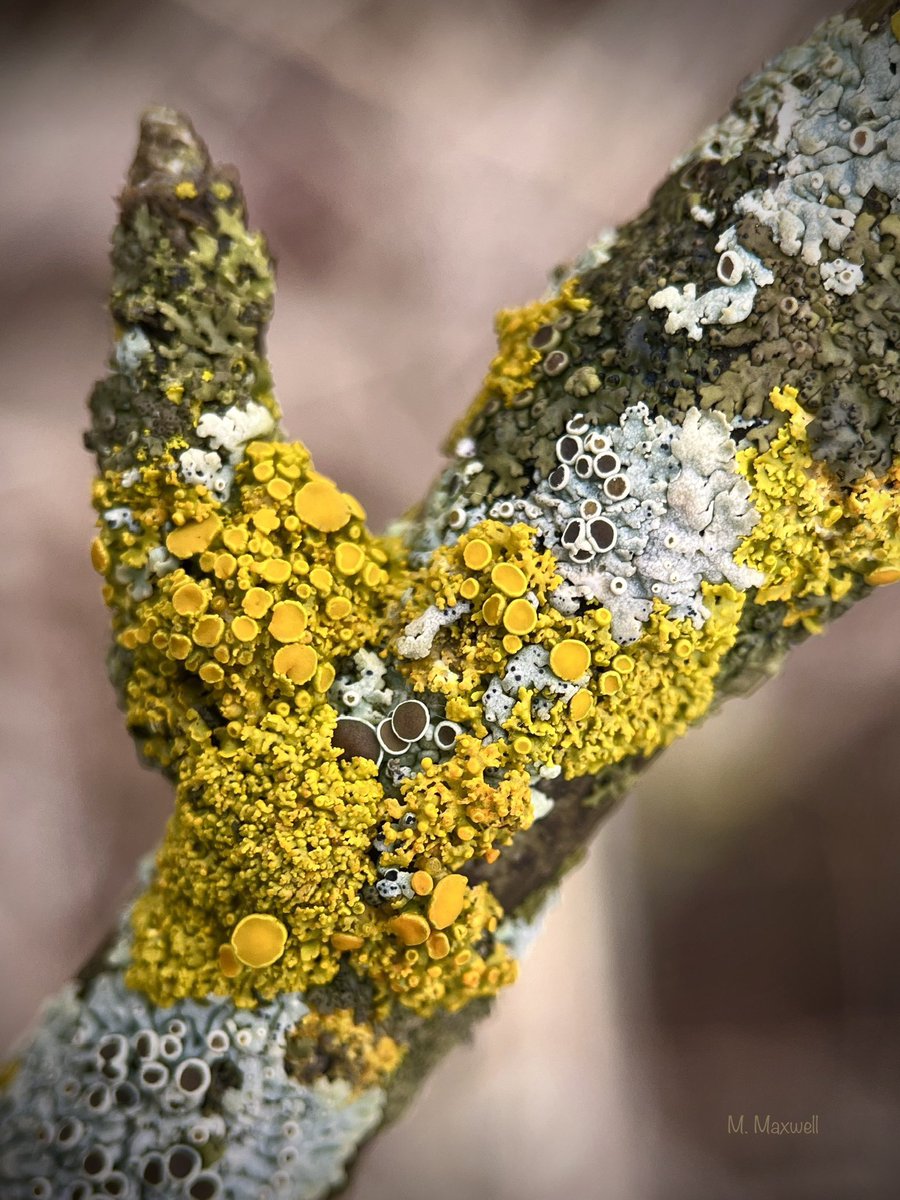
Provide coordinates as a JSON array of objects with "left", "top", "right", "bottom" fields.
[
  {"left": 566, "top": 226, "right": 619, "bottom": 277},
  {"left": 178, "top": 447, "right": 233, "bottom": 499},
  {"left": 496, "top": 891, "right": 558, "bottom": 961},
  {"left": 0, "top": 967, "right": 386, "bottom": 1200},
  {"left": 396, "top": 601, "right": 470, "bottom": 660},
  {"left": 648, "top": 227, "right": 774, "bottom": 340},
  {"left": 821, "top": 256, "right": 864, "bottom": 295},
  {"left": 114, "top": 327, "right": 152, "bottom": 374},
  {"left": 520, "top": 405, "right": 763, "bottom": 643},
  {"left": 195, "top": 401, "right": 275, "bottom": 456},
  {"left": 733, "top": 19, "right": 900, "bottom": 266}
]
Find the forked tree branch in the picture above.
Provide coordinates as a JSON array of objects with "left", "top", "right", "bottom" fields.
[{"left": 3, "top": 3, "right": 900, "bottom": 1198}]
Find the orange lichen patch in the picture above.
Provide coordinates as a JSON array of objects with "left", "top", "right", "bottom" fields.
[
  {"left": 174, "top": 180, "right": 197, "bottom": 200},
  {"left": 309, "top": 566, "right": 333, "bottom": 592},
  {"left": 242, "top": 586, "right": 273, "bottom": 618},
  {"left": 172, "top": 581, "right": 208, "bottom": 616},
  {"left": 569, "top": 689, "right": 594, "bottom": 720},
  {"left": 193, "top": 615, "right": 224, "bottom": 647},
  {"left": 331, "top": 932, "right": 364, "bottom": 952},
  {"left": 166, "top": 513, "right": 222, "bottom": 558},
  {"left": 218, "top": 943, "right": 241, "bottom": 978},
  {"left": 459, "top": 577, "right": 480, "bottom": 600},
  {"left": 502, "top": 634, "right": 522, "bottom": 655},
  {"left": 411, "top": 870, "right": 434, "bottom": 896},
  {"left": 427, "top": 931, "right": 450, "bottom": 960},
  {"left": 490, "top": 562, "right": 528, "bottom": 597},
  {"left": 231, "top": 913, "right": 288, "bottom": 968},
  {"left": 428, "top": 874, "right": 468, "bottom": 930},
  {"left": 90, "top": 537, "right": 109, "bottom": 573},
  {"left": 231, "top": 616, "right": 259, "bottom": 642},
  {"left": 335, "top": 542, "right": 365, "bottom": 575},
  {"left": 866, "top": 565, "right": 900, "bottom": 586},
  {"left": 268, "top": 600, "right": 307, "bottom": 642},
  {"left": 481, "top": 593, "right": 505, "bottom": 625},
  {"left": 503, "top": 597, "right": 537, "bottom": 635},
  {"left": 736, "top": 386, "right": 900, "bottom": 621},
  {"left": 388, "top": 914, "right": 431, "bottom": 946},
  {"left": 294, "top": 478, "right": 351, "bottom": 532},
  {"left": 549, "top": 638, "right": 591, "bottom": 681},
  {"left": 273, "top": 643, "right": 318, "bottom": 684},
  {"left": 463, "top": 538, "right": 492, "bottom": 571}
]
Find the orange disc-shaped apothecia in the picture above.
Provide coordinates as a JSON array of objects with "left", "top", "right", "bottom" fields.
[
  {"left": 428, "top": 873, "right": 468, "bottom": 930},
  {"left": 331, "top": 932, "right": 364, "bottom": 952},
  {"left": 193, "top": 615, "right": 224, "bottom": 647},
  {"left": 549, "top": 638, "right": 591, "bottom": 681},
  {"left": 165, "top": 513, "right": 222, "bottom": 558},
  {"left": 335, "top": 542, "right": 366, "bottom": 576},
  {"left": 463, "top": 538, "right": 493, "bottom": 571},
  {"left": 268, "top": 600, "right": 308, "bottom": 642},
  {"left": 294, "top": 478, "right": 351, "bottom": 532},
  {"left": 273, "top": 643, "right": 318, "bottom": 685},
  {"left": 502, "top": 597, "right": 537, "bottom": 636},
  {"left": 218, "top": 943, "right": 241, "bottom": 978},
  {"left": 172, "top": 581, "right": 208, "bottom": 616},
  {"left": 230, "top": 914, "right": 288, "bottom": 968},
  {"left": 867, "top": 565, "right": 900, "bottom": 586},
  {"left": 388, "top": 914, "right": 431, "bottom": 946},
  {"left": 242, "top": 586, "right": 273, "bottom": 618},
  {"left": 490, "top": 562, "right": 527, "bottom": 597},
  {"left": 569, "top": 688, "right": 594, "bottom": 720}
]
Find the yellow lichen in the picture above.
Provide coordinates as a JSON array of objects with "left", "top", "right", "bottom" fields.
[
  {"left": 736, "top": 385, "right": 900, "bottom": 630},
  {"left": 288, "top": 1009, "right": 404, "bottom": 1093},
  {"left": 447, "top": 276, "right": 590, "bottom": 447}
]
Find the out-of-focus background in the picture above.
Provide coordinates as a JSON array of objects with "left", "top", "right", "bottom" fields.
[{"left": 5, "top": 0, "right": 900, "bottom": 1196}]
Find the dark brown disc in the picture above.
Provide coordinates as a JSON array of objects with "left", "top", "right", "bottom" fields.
[
  {"left": 377, "top": 718, "right": 408, "bottom": 754},
  {"left": 391, "top": 699, "right": 429, "bottom": 742},
  {"left": 333, "top": 718, "right": 382, "bottom": 765}
]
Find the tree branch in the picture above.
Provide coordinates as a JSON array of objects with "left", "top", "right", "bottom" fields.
[{"left": 4, "top": 5, "right": 900, "bottom": 1198}]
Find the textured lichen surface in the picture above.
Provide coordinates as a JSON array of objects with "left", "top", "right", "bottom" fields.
[{"left": 5, "top": 10, "right": 900, "bottom": 1199}]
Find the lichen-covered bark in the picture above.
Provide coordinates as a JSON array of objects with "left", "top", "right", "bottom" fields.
[{"left": 4, "top": 5, "right": 900, "bottom": 1198}]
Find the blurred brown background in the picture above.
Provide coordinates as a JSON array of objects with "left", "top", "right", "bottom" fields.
[{"left": 5, "top": 1, "right": 900, "bottom": 1197}]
